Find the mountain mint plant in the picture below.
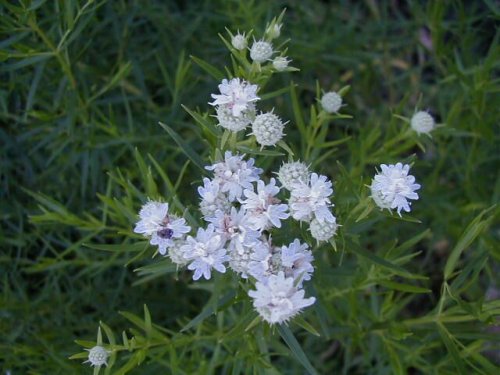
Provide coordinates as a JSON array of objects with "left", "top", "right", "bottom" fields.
[{"left": 73, "top": 11, "right": 443, "bottom": 374}]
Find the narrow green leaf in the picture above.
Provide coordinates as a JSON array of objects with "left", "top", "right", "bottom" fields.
[
  {"left": 277, "top": 325, "right": 319, "bottom": 375},
  {"left": 83, "top": 242, "right": 148, "bottom": 252},
  {"left": 444, "top": 206, "right": 496, "bottom": 280},
  {"left": 437, "top": 324, "right": 467, "bottom": 375},
  {"left": 158, "top": 121, "right": 205, "bottom": 171},
  {"left": 292, "top": 316, "right": 321, "bottom": 337},
  {"left": 289, "top": 82, "right": 307, "bottom": 140},
  {"left": 378, "top": 280, "right": 431, "bottom": 294},
  {"left": 351, "top": 246, "right": 424, "bottom": 280},
  {"left": 144, "top": 304, "right": 152, "bottom": 338},
  {"left": 99, "top": 322, "right": 116, "bottom": 346},
  {"left": 182, "top": 104, "right": 221, "bottom": 137},
  {"left": 236, "top": 145, "right": 284, "bottom": 156},
  {"left": 0, "top": 53, "right": 53, "bottom": 72},
  {"left": 190, "top": 55, "right": 225, "bottom": 80},
  {"left": 181, "top": 290, "right": 236, "bottom": 332},
  {"left": 68, "top": 351, "right": 89, "bottom": 360}
]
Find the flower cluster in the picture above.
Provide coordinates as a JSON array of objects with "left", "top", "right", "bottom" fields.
[
  {"left": 209, "top": 77, "right": 287, "bottom": 148},
  {"left": 230, "top": 19, "right": 292, "bottom": 71},
  {"left": 134, "top": 150, "right": 335, "bottom": 324}
]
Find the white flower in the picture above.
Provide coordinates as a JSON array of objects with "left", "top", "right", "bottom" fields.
[
  {"left": 215, "top": 103, "right": 255, "bottom": 132},
  {"left": 272, "top": 56, "right": 291, "bottom": 71},
  {"left": 182, "top": 224, "right": 229, "bottom": 281},
  {"left": 370, "top": 163, "right": 421, "bottom": 216},
  {"left": 266, "top": 23, "right": 282, "bottom": 39},
  {"left": 228, "top": 243, "right": 254, "bottom": 278},
  {"left": 309, "top": 216, "right": 338, "bottom": 242},
  {"left": 280, "top": 239, "right": 314, "bottom": 285},
  {"left": 241, "top": 178, "right": 289, "bottom": 231},
  {"left": 198, "top": 177, "right": 231, "bottom": 218},
  {"left": 207, "top": 207, "right": 260, "bottom": 253},
  {"left": 277, "top": 161, "right": 309, "bottom": 190},
  {"left": 411, "top": 111, "right": 435, "bottom": 135},
  {"left": 84, "top": 346, "right": 109, "bottom": 367},
  {"left": 250, "top": 40, "right": 273, "bottom": 63},
  {"left": 321, "top": 91, "right": 342, "bottom": 113},
  {"left": 134, "top": 201, "right": 191, "bottom": 255},
  {"left": 206, "top": 151, "right": 263, "bottom": 202},
  {"left": 251, "top": 112, "right": 286, "bottom": 147},
  {"left": 248, "top": 271, "right": 316, "bottom": 324},
  {"left": 248, "top": 239, "right": 278, "bottom": 282},
  {"left": 289, "top": 173, "right": 335, "bottom": 223},
  {"left": 209, "top": 78, "right": 260, "bottom": 117},
  {"left": 231, "top": 32, "right": 247, "bottom": 50},
  {"left": 166, "top": 239, "right": 189, "bottom": 266}
]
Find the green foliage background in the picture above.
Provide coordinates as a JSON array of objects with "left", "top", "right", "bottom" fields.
[{"left": 1, "top": 0, "right": 499, "bottom": 374}]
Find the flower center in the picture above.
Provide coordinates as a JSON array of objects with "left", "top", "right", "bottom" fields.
[{"left": 157, "top": 227, "right": 173, "bottom": 239}]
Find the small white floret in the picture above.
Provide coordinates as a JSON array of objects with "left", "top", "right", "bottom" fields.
[
  {"left": 289, "top": 173, "right": 335, "bottom": 223},
  {"left": 272, "top": 56, "right": 291, "bottom": 71},
  {"left": 280, "top": 239, "right": 314, "bottom": 285},
  {"left": 309, "top": 217, "right": 338, "bottom": 242},
  {"left": 321, "top": 91, "right": 343, "bottom": 113},
  {"left": 231, "top": 32, "right": 247, "bottom": 50},
  {"left": 277, "top": 161, "right": 309, "bottom": 190},
  {"left": 410, "top": 111, "right": 435, "bottom": 135},
  {"left": 241, "top": 178, "right": 289, "bottom": 231},
  {"left": 251, "top": 112, "right": 286, "bottom": 147},
  {"left": 207, "top": 207, "right": 260, "bottom": 253},
  {"left": 166, "top": 239, "right": 190, "bottom": 266},
  {"left": 266, "top": 23, "right": 282, "bottom": 39},
  {"left": 206, "top": 151, "right": 263, "bottom": 202},
  {"left": 250, "top": 40, "right": 273, "bottom": 63},
  {"left": 198, "top": 177, "right": 231, "bottom": 218},
  {"left": 182, "top": 224, "right": 229, "bottom": 281},
  {"left": 370, "top": 163, "right": 421, "bottom": 216},
  {"left": 84, "top": 346, "right": 109, "bottom": 367},
  {"left": 134, "top": 201, "right": 191, "bottom": 255},
  {"left": 209, "top": 78, "right": 260, "bottom": 117},
  {"left": 215, "top": 103, "right": 255, "bottom": 132},
  {"left": 248, "top": 271, "right": 316, "bottom": 324}
]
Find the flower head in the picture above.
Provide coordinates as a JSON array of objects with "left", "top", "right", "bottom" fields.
[
  {"left": 277, "top": 161, "right": 309, "bottom": 190},
  {"left": 247, "top": 239, "right": 278, "bottom": 282},
  {"left": 370, "top": 163, "right": 421, "bottom": 216},
  {"left": 411, "top": 111, "right": 435, "bottom": 135},
  {"left": 250, "top": 40, "right": 273, "bottom": 63},
  {"left": 198, "top": 177, "right": 231, "bottom": 218},
  {"left": 248, "top": 271, "right": 316, "bottom": 324},
  {"left": 251, "top": 111, "right": 286, "bottom": 147},
  {"left": 210, "top": 78, "right": 260, "bottom": 117},
  {"left": 207, "top": 207, "right": 260, "bottom": 252},
  {"left": 182, "top": 224, "right": 229, "bottom": 280},
  {"left": 231, "top": 32, "right": 247, "bottom": 50},
  {"left": 272, "top": 56, "right": 291, "bottom": 71},
  {"left": 227, "top": 238, "right": 257, "bottom": 278},
  {"left": 265, "top": 23, "right": 282, "bottom": 39},
  {"left": 215, "top": 103, "right": 255, "bottom": 132},
  {"left": 241, "top": 178, "right": 289, "bottom": 231},
  {"left": 280, "top": 239, "right": 314, "bottom": 285},
  {"left": 289, "top": 173, "right": 335, "bottom": 223},
  {"left": 166, "top": 239, "right": 190, "bottom": 266},
  {"left": 206, "top": 151, "right": 263, "bottom": 202},
  {"left": 309, "top": 216, "right": 338, "bottom": 243},
  {"left": 321, "top": 91, "right": 342, "bottom": 113},
  {"left": 84, "top": 346, "right": 109, "bottom": 367},
  {"left": 134, "top": 201, "right": 191, "bottom": 255}
]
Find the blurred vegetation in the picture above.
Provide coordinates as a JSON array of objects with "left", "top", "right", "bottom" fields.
[{"left": 1, "top": 0, "right": 499, "bottom": 373}]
